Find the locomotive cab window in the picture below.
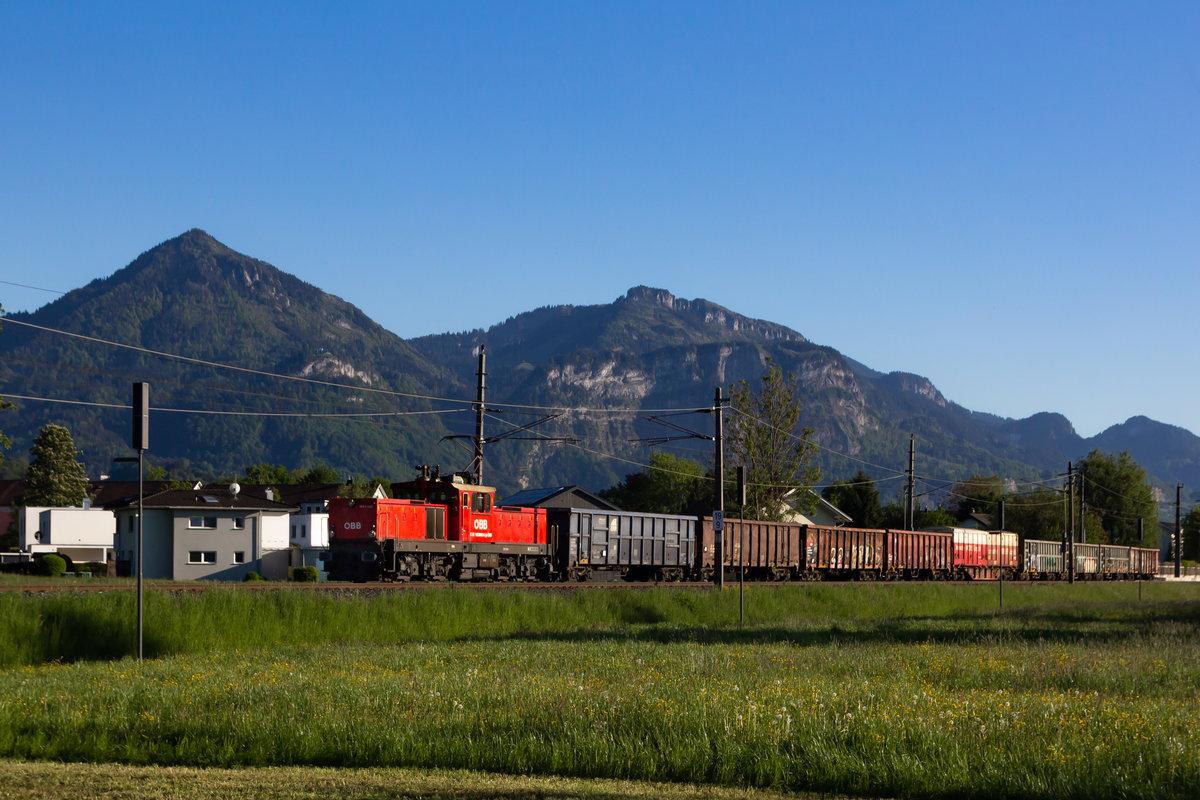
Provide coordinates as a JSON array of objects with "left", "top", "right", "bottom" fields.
[{"left": 473, "top": 493, "right": 491, "bottom": 513}]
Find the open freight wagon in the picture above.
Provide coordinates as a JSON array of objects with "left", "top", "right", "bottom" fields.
[{"left": 698, "top": 520, "right": 955, "bottom": 581}]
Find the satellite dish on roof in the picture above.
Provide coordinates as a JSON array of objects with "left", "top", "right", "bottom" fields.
[{"left": 229, "top": 482, "right": 241, "bottom": 497}]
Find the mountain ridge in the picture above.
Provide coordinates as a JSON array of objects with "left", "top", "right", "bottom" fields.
[{"left": 1, "top": 230, "right": 1197, "bottom": 503}]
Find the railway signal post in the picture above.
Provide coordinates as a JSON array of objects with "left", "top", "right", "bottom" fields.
[{"left": 130, "top": 382, "right": 149, "bottom": 661}]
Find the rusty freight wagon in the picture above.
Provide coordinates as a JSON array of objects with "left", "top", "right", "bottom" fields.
[
  {"left": 803, "top": 525, "right": 887, "bottom": 579},
  {"left": 885, "top": 529, "right": 953, "bottom": 579},
  {"left": 546, "top": 508, "right": 697, "bottom": 582},
  {"left": 699, "top": 517, "right": 805, "bottom": 582}
]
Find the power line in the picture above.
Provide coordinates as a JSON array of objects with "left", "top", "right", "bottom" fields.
[
  {"left": 0, "top": 317, "right": 712, "bottom": 416},
  {"left": 0, "top": 280, "right": 66, "bottom": 295},
  {"left": 0, "top": 392, "right": 469, "bottom": 419}
]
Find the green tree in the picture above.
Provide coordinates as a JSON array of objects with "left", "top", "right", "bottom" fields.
[
  {"left": 1180, "top": 506, "right": 1200, "bottom": 563},
  {"left": 1078, "top": 450, "right": 1159, "bottom": 547},
  {"left": 728, "top": 359, "right": 821, "bottom": 522},
  {"left": 242, "top": 463, "right": 295, "bottom": 485},
  {"left": 343, "top": 475, "right": 391, "bottom": 499},
  {"left": 916, "top": 507, "right": 958, "bottom": 528},
  {"left": 881, "top": 500, "right": 957, "bottom": 530},
  {"left": 24, "top": 424, "right": 90, "bottom": 506},
  {"left": 601, "top": 452, "right": 709, "bottom": 515},
  {"left": 822, "top": 470, "right": 883, "bottom": 528},
  {"left": 949, "top": 474, "right": 1006, "bottom": 521},
  {"left": 1002, "top": 485, "right": 1068, "bottom": 541},
  {"left": 297, "top": 463, "right": 342, "bottom": 484}
]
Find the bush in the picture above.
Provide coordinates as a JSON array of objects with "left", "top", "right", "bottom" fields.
[
  {"left": 293, "top": 566, "right": 320, "bottom": 583},
  {"left": 242, "top": 571, "right": 264, "bottom": 583},
  {"left": 37, "top": 554, "right": 67, "bottom": 577}
]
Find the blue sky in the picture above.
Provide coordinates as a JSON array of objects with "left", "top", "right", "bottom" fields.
[{"left": 1, "top": 1, "right": 1197, "bottom": 438}]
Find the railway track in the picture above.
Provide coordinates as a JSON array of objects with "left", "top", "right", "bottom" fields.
[
  {"left": 1, "top": 576, "right": 1149, "bottom": 594},
  {"left": 0, "top": 579, "right": 722, "bottom": 594}
]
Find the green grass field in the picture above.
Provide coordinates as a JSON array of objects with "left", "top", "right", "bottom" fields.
[{"left": 1, "top": 581, "right": 1197, "bottom": 799}]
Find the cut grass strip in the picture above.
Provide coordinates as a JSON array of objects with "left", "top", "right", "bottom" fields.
[{"left": 0, "top": 759, "right": 834, "bottom": 800}]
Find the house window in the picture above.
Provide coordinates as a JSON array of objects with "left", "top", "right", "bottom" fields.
[
  {"left": 188, "top": 551, "right": 217, "bottom": 565},
  {"left": 233, "top": 551, "right": 245, "bottom": 564},
  {"left": 189, "top": 517, "right": 218, "bottom": 529},
  {"left": 233, "top": 517, "right": 245, "bottom": 530}
]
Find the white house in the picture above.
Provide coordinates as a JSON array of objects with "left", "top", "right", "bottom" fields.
[{"left": 18, "top": 504, "right": 115, "bottom": 566}]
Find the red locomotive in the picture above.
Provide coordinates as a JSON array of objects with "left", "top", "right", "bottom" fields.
[{"left": 325, "top": 466, "right": 550, "bottom": 582}]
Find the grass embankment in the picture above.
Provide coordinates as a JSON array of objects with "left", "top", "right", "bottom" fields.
[{"left": 1, "top": 582, "right": 1198, "bottom": 799}]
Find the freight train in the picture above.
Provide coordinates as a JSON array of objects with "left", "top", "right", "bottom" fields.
[{"left": 323, "top": 467, "right": 1159, "bottom": 583}]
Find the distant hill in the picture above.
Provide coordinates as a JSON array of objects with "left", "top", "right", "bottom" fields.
[
  {"left": 2, "top": 230, "right": 1199, "bottom": 505},
  {"left": 0, "top": 230, "right": 465, "bottom": 480}
]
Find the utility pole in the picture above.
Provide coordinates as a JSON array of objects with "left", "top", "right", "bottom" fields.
[
  {"left": 905, "top": 434, "right": 915, "bottom": 530},
  {"left": 714, "top": 387, "right": 725, "bottom": 589},
  {"left": 1078, "top": 463, "right": 1086, "bottom": 544},
  {"left": 473, "top": 345, "right": 486, "bottom": 485},
  {"left": 737, "top": 465, "right": 746, "bottom": 624},
  {"left": 1070, "top": 462, "right": 1080, "bottom": 582},
  {"left": 1176, "top": 484, "right": 1182, "bottom": 579}
]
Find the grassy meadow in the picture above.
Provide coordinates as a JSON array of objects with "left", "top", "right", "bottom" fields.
[{"left": 0, "top": 581, "right": 1198, "bottom": 799}]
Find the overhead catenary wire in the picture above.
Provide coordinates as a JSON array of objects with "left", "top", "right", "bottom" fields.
[
  {"left": 0, "top": 393, "right": 470, "bottom": 419},
  {"left": 0, "top": 279, "right": 65, "bottom": 295},
  {"left": 0, "top": 318, "right": 712, "bottom": 416}
]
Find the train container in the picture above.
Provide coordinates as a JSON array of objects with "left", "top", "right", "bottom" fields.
[
  {"left": 1099, "top": 544, "right": 1131, "bottom": 578},
  {"left": 803, "top": 526, "right": 886, "bottom": 579},
  {"left": 885, "top": 529, "right": 953, "bottom": 579},
  {"left": 1073, "top": 542, "right": 1100, "bottom": 578},
  {"left": 698, "top": 517, "right": 804, "bottom": 581},
  {"left": 1132, "top": 547, "right": 1159, "bottom": 578},
  {"left": 1022, "top": 539, "right": 1065, "bottom": 580},
  {"left": 993, "top": 531, "right": 1020, "bottom": 578},
  {"left": 547, "top": 508, "right": 697, "bottom": 582},
  {"left": 923, "top": 528, "right": 1018, "bottom": 579}
]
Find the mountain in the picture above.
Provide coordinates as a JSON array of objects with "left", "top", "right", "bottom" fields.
[
  {"left": 1091, "top": 417, "right": 1200, "bottom": 491},
  {"left": 1, "top": 230, "right": 1198, "bottom": 505},
  {"left": 0, "top": 230, "right": 467, "bottom": 479},
  {"left": 410, "top": 290, "right": 1070, "bottom": 493}
]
